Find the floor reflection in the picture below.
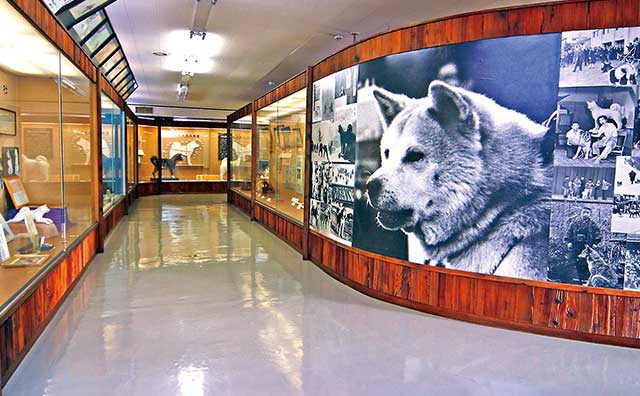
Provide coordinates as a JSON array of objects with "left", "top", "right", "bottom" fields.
[{"left": 4, "top": 194, "right": 640, "bottom": 396}]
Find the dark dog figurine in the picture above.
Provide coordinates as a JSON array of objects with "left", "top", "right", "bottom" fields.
[{"left": 151, "top": 154, "right": 184, "bottom": 179}]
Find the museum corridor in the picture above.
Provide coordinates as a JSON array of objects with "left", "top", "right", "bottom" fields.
[{"left": 0, "top": 195, "right": 637, "bottom": 396}]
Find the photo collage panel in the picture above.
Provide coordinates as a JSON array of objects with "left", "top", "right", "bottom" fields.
[
  {"left": 552, "top": 27, "right": 640, "bottom": 290},
  {"left": 309, "top": 67, "right": 358, "bottom": 245}
]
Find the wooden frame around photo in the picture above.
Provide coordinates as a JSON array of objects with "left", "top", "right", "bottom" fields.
[
  {"left": 3, "top": 176, "right": 30, "bottom": 209},
  {"left": 0, "top": 107, "right": 17, "bottom": 136}
]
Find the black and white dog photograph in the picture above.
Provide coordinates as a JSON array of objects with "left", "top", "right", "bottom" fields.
[
  {"left": 548, "top": 200, "right": 624, "bottom": 288},
  {"left": 612, "top": 194, "right": 640, "bottom": 234},
  {"left": 560, "top": 28, "right": 640, "bottom": 88},
  {"left": 552, "top": 166, "right": 615, "bottom": 201},
  {"left": 350, "top": 33, "right": 560, "bottom": 278},
  {"left": 310, "top": 160, "right": 355, "bottom": 245},
  {"left": 555, "top": 86, "right": 636, "bottom": 168},
  {"left": 614, "top": 156, "right": 640, "bottom": 195}
]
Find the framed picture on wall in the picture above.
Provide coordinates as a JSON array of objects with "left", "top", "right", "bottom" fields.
[
  {"left": 0, "top": 108, "right": 16, "bottom": 136},
  {"left": 2, "top": 147, "right": 19, "bottom": 177}
]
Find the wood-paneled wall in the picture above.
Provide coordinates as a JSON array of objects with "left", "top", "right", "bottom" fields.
[
  {"left": 101, "top": 199, "right": 127, "bottom": 242},
  {"left": 254, "top": 204, "right": 304, "bottom": 253},
  {"left": 0, "top": 227, "right": 99, "bottom": 385},
  {"left": 229, "top": 190, "right": 252, "bottom": 216},
  {"left": 254, "top": 72, "right": 307, "bottom": 109}
]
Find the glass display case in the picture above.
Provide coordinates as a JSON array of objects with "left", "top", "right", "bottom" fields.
[
  {"left": 229, "top": 115, "right": 252, "bottom": 198},
  {"left": 101, "top": 93, "right": 125, "bottom": 211},
  {"left": 255, "top": 89, "right": 306, "bottom": 222},
  {"left": 126, "top": 116, "right": 135, "bottom": 191},
  {"left": 0, "top": 0, "right": 98, "bottom": 310},
  {"left": 159, "top": 127, "right": 228, "bottom": 181},
  {"left": 137, "top": 124, "right": 158, "bottom": 182}
]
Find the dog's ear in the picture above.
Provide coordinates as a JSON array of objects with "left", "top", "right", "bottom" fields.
[
  {"left": 373, "top": 88, "right": 407, "bottom": 127},
  {"left": 428, "top": 81, "right": 471, "bottom": 124}
]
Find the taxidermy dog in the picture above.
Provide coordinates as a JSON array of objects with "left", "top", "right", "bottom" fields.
[
  {"left": 366, "top": 80, "right": 551, "bottom": 280},
  {"left": 151, "top": 154, "right": 184, "bottom": 178},
  {"left": 579, "top": 245, "right": 619, "bottom": 288}
]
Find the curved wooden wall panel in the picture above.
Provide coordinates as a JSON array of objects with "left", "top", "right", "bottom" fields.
[
  {"left": 254, "top": 71, "right": 307, "bottom": 109},
  {"left": 308, "top": 231, "right": 640, "bottom": 347},
  {"left": 254, "top": 204, "right": 304, "bottom": 253}
]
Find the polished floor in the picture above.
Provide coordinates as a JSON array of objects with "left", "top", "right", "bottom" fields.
[{"left": 5, "top": 195, "right": 640, "bottom": 396}]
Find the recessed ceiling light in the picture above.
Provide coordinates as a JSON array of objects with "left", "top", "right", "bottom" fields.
[
  {"left": 152, "top": 51, "right": 168, "bottom": 57},
  {"left": 267, "top": 81, "right": 276, "bottom": 86},
  {"left": 333, "top": 34, "right": 344, "bottom": 41}
]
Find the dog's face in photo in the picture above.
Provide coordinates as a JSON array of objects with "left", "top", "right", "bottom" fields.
[{"left": 366, "top": 81, "right": 484, "bottom": 244}]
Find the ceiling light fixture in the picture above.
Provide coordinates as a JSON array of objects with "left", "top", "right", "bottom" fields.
[
  {"left": 351, "top": 32, "right": 360, "bottom": 42},
  {"left": 333, "top": 34, "right": 344, "bottom": 41},
  {"left": 152, "top": 51, "right": 168, "bottom": 56}
]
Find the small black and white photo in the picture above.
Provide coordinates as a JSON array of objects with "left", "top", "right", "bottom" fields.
[
  {"left": 612, "top": 194, "right": 640, "bottom": 234},
  {"left": 624, "top": 247, "right": 640, "bottom": 290},
  {"left": 320, "top": 75, "right": 335, "bottom": 121},
  {"left": 310, "top": 160, "right": 355, "bottom": 245},
  {"left": 548, "top": 200, "right": 624, "bottom": 288},
  {"left": 552, "top": 166, "right": 615, "bottom": 201},
  {"left": 560, "top": 28, "right": 640, "bottom": 88},
  {"left": 555, "top": 86, "right": 636, "bottom": 168},
  {"left": 614, "top": 156, "right": 640, "bottom": 195},
  {"left": 312, "top": 83, "right": 322, "bottom": 122},
  {"left": 311, "top": 116, "right": 357, "bottom": 164},
  {"left": 2, "top": 146, "right": 19, "bottom": 177},
  {"left": 334, "top": 66, "right": 358, "bottom": 106}
]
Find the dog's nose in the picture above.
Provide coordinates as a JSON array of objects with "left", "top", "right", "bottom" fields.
[{"left": 366, "top": 177, "right": 383, "bottom": 204}]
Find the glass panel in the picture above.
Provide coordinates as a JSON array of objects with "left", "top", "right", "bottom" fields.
[
  {"left": 103, "top": 50, "right": 123, "bottom": 72},
  {"left": 100, "top": 93, "right": 124, "bottom": 211},
  {"left": 126, "top": 117, "right": 135, "bottom": 191},
  {"left": 93, "top": 37, "right": 117, "bottom": 65},
  {"left": 61, "top": 55, "right": 96, "bottom": 243},
  {"left": 83, "top": 22, "right": 111, "bottom": 54},
  {"left": 159, "top": 127, "right": 225, "bottom": 181},
  {"left": 229, "top": 114, "right": 252, "bottom": 198},
  {"left": 274, "top": 89, "right": 306, "bottom": 222},
  {"left": 138, "top": 125, "right": 158, "bottom": 182},
  {"left": 69, "top": 11, "right": 104, "bottom": 43},
  {"left": 0, "top": 0, "right": 66, "bottom": 311},
  {"left": 69, "top": 0, "right": 113, "bottom": 20},
  {"left": 114, "top": 72, "right": 132, "bottom": 92},
  {"left": 105, "top": 59, "right": 126, "bottom": 81},
  {"left": 256, "top": 103, "right": 277, "bottom": 209},
  {"left": 119, "top": 79, "right": 135, "bottom": 95}
]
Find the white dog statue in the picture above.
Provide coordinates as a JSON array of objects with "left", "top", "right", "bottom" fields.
[{"left": 8, "top": 205, "right": 53, "bottom": 225}]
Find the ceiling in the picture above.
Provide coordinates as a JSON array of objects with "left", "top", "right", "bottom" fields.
[{"left": 105, "top": 0, "right": 563, "bottom": 118}]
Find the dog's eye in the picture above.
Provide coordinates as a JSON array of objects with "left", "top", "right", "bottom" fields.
[
  {"left": 384, "top": 149, "right": 390, "bottom": 159},
  {"left": 404, "top": 150, "right": 425, "bottom": 163}
]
